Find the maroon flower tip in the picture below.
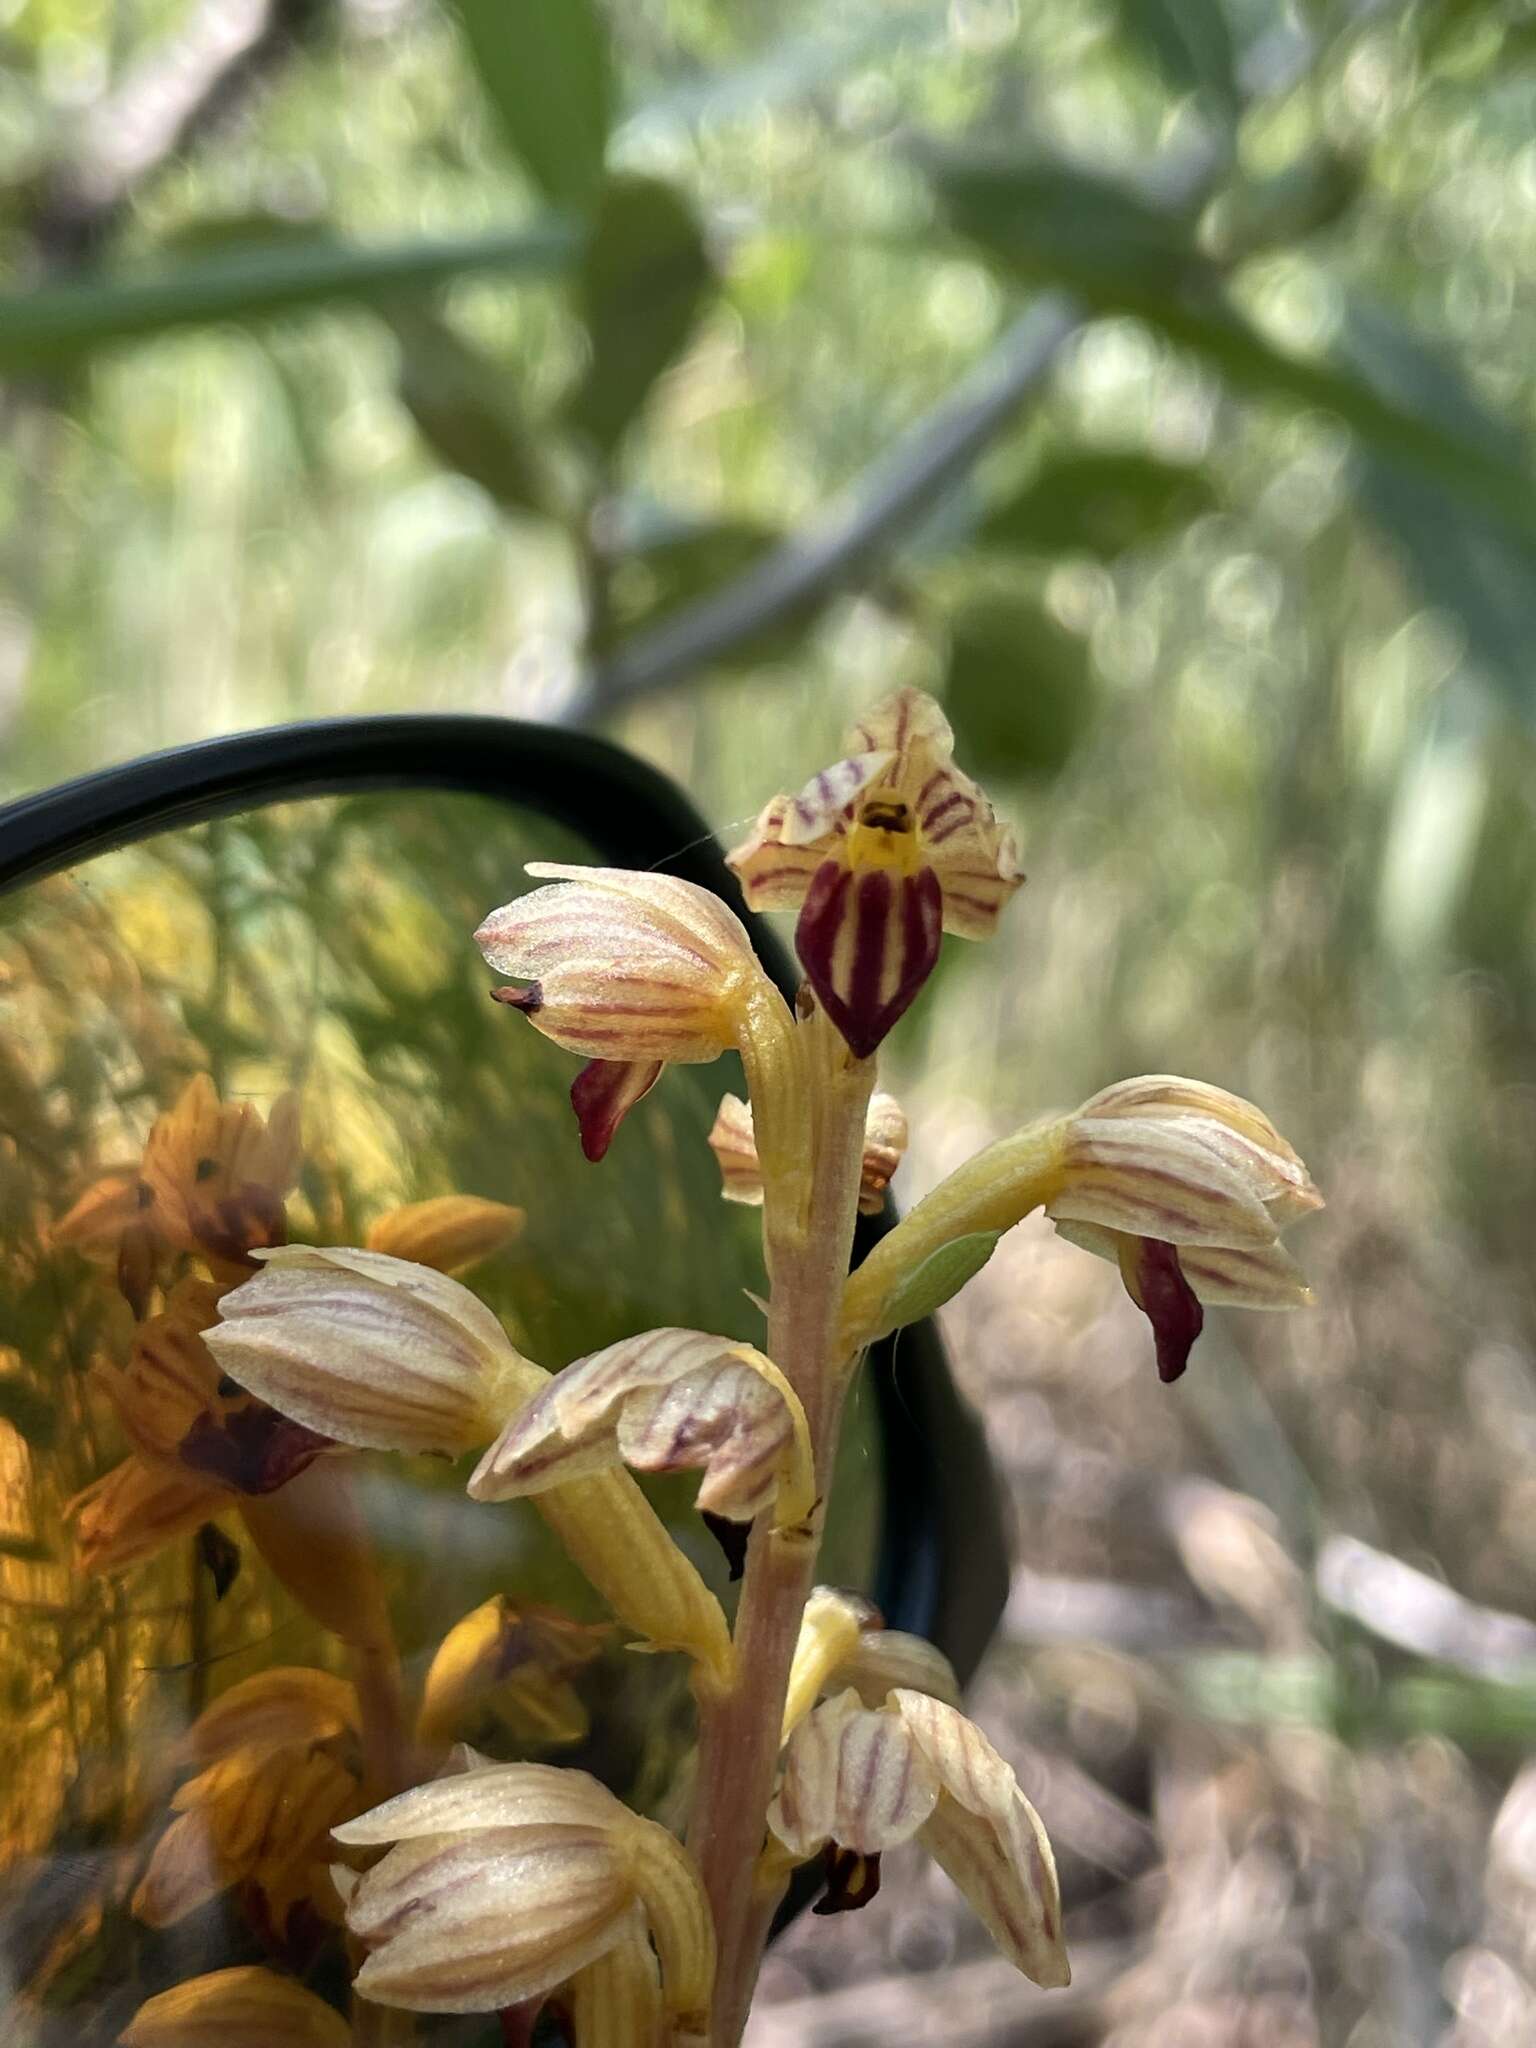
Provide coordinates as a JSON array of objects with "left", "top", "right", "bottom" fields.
[
  {"left": 491, "top": 981, "right": 544, "bottom": 1014},
  {"left": 1124, "top": 1237, "right": 1204, "bottom": 1383},
  {"left": 814, "top": 1845, "right": 883, "bottom": 1915},
  {"left": 569, "top": 1058, "right": 664, "bottom": 1163},
  {"left": 178, "top": 1404, "right": 334, "bottom": 1495},
  {"left": 794, "top": 861, "right": 943, "bottom": 1060}
]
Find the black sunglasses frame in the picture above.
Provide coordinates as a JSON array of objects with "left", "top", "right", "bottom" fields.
[{"left": 0, "top": 714, "right": 1008, "bottom": 1685}]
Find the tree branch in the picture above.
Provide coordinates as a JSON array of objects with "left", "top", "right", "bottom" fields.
[
  {"left": 565, "top": 293, "right": 1081, "bottom": 724},
  {"left": 29, "top": 0, "right": 329, "bottom": 265}
]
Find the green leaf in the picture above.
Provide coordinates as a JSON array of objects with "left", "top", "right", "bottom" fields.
[
  {"left": 1339, "top": 299, "right": 1536, "bottom": 717},
  {"left": 447, "top": 0, "right": 612, "bottom": 211},
  {"left": 980, "top": 451, "right": 1214, "bottom": 559},
  {"left": 392, "top": 308, "right": 553, "bottom": 517},
  {"left": 944, "top": 592, "right": 1095, "bottom": 782},
  {"left": 570, "top": 176, "right": 714, "bottom": 456},
  {"left": 0, "top": 1374, "right": 57, "bottom": 1450},
  {"left": 870, "top": 1231, "right": 1003, "bottom": 1338},
  {"left": 928, "top": 151, "right": 1207, "bottom": 301},
  {"left": 931, "top": 152, "right": 1536, "bottom": 543},
  {"left": 1112, "top": 0, "right": 1239, "bottom": 114},
  {"left": 0, "top": 224, "right": 578, "bottom": 372}
]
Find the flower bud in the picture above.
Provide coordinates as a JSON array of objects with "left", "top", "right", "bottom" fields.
[
  {"left": 767, "top": 1689, "right": 1069, "bottom": 1989},
  {"left": 415, "top": 1595, "right": 607, "bottom": 1750},
  {"left": 206, "top": 1246, "right": 541, "bottom": 1456},
  {"left": 364, "top": 1195, "right": 525, "bottom": 1274},
  {"left": 477, "top": 865, "right": 768, "bottom": 1065},
  {"left": 119, "top": 1966, "right": 350, "bottom": 2048},
  {"left": 333, "top": 1761, "right": 713, "bottom": 2023},
  {"left": 710, "top": 1091, "right": 907, "bottom": 1215},
  {"left": 175, "top": 1666, "right": 359, "bottom": 1770},
  {"left": 471, "top": 1327, "right": 814, "bottom": 1529},
  {"left": 133, "top": 1741, "right": 358, "bottom": 1929}
]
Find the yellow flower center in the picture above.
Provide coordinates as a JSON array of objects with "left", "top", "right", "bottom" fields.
[{"left": 845, "top": 791, "right": 923, "bottom": 875}]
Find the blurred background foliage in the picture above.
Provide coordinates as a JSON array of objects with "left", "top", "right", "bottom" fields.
[{"left": 6, "top": 0, "right": 1536, "bottom": 2040}]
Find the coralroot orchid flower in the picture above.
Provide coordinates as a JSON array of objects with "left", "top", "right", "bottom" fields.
[
  {"left": 767, "top": 1688, "right": 1068, "bottom": 1987},
  {"left": 331, "top": 1757, "right": 714, "bottom": 2026},
  {"left": 1048, "top": 1075, "right": 1322, "bottom": 1383},
  {"left": 476, "top": 863, "right": 796, "bottom": 1163},
  {"left": 52, "top": 1074, "right": 300, "bottom": 1314},
  {"left": 470, "top": 1327, "right": 814, "bottom": 1531},
  {"left": 709, "top": 1090, "right": 908, "bottom": 1215},
  {"left": 727, "top": 687, "right": 1024, "bottom": 1058},
  {"left": 841, "top": 1074, "right": 1321, "bottom": 1385}
]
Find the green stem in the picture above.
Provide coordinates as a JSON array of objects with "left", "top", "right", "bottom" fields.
[{"left": 685, "top": 1013, "right": 874, "bottom": 2048}]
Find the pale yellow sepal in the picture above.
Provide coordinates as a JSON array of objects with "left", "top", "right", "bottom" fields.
[
  {"left": 175, "top": 1666, "right": 359, "bottom": 1769},
  {"left": 415, "top": 1594, "right": 605, "bottom": 1750},
  {"left": 781, "top": 1587, "right": 881, "bottom": 1741},
  {"left": 206, "top": 1246, "right": 542, "bottom": 1456},
  {"left": 119, "top": 1965, "right": 350, "bottom": 2048},
  {"left": 365, "top": 1194, "right": 525, "bottom": 1273}
]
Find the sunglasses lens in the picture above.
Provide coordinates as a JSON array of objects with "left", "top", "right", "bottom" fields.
[{"left": 0, "top": 787, "right": 881, "bottom": 2021}]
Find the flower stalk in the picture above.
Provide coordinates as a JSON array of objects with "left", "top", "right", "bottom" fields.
[{"left": 686, "top": 1007, "right": 875, "bottom": 2046}]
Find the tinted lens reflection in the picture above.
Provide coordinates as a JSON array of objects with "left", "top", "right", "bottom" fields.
[{"left": 0, "top": 789, "right": 879, "bottom": 2042}]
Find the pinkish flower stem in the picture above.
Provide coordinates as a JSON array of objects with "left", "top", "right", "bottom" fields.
[{"left": 686, "top": 1016, "right": 874, "bottom": 2048}]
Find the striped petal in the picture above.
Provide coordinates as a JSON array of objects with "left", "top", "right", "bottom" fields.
[
  {"left": 1051, "top": 1116, "right": 1280, "bottom": 1248},
  {"left": 779, "top": 749, "right": 896, "bottom": 845},
  {"left": 710, "top": 1091, "right": 907, "bottom": 1213},
  {"left": 768, "top": 1689, "right": 940, "bottom": 1858}
]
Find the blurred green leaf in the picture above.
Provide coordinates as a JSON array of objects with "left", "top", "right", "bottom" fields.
[
  {"left": 570, "top": 175, "right": 714, "bottom": 456},
  {"left": 447, "top": 0, "right": 612, "bottom": 211},
  {"left": 980, "top": 450, "right": 1215, "bottom": 558},
  {"left": 1339, "top": 299, "right": 1536, "bottom": 715},
  {"left": 1111, "top": 0, "right": 1239, "bottom": 114},
  {"left": 874, "top": 1231, "right": 1003, "bottom": 1338},
  {"left": 0, "top": 1535, "right": 51, "bottom": 1563},
  {"left": 392, "top": 308, "right": 553, "bottom": 517},
  {"left": 928, "top": 151, "right": 1207, "bottom": 299},
  {"left": 1207, "top": 150, "right": 1364, "bottom": 261},
  {"left": 944, "top": 592, "right": 1096, "bottom": 782},
  {"left": 0, "top": 1373, "right": 57, "bottom": 1450},
  {"left": 0, "top": 225, "right": 577, "bottom": 372},
  {"left": 933, "top": 152, "right": 1536, "bottom": 543}
]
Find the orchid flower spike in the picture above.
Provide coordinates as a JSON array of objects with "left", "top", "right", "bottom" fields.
[
  {"left": 475, "top": 864, "right": 796, "bottom": 1163},
  {"left": 1049, "top": 1074, "right": 1323, "bottom": 1383},
  {"left": 728, "top": 687, "right": 1023, "bottom": 1058},
  {"left": 332, "top": 1758, "right": 713, "bottom": 2027},
  {"left": 767, "top": 1689, "right": 1068, "bottom": 1988},
  {"left": 842, "top": 1074, "right": 1320, "bottom": 1384}
]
